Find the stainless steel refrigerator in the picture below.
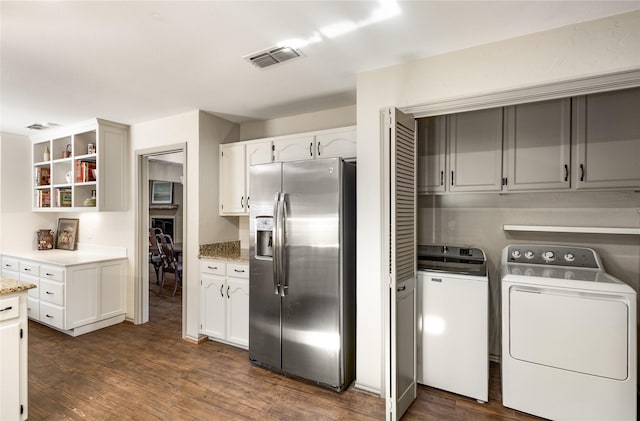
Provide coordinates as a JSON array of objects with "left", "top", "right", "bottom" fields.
[{"left": 249, "top": 157, "right": 356, "bottom": 391}]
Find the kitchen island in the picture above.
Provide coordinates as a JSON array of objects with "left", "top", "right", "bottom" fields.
[
  {"left": 1, "top": 246, "right": 127, "bottom": 337},
  {"left": 1, "top": 277, "right": 36, "bottom": 421}
]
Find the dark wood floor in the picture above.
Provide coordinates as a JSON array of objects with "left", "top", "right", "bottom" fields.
[{"left": 28, "top": 274, "right": 542, "bottom": 420}]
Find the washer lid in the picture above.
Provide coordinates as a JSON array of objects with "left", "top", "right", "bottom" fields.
[{"left": 502, "top": 264, "right": 635, "bottom": 294}]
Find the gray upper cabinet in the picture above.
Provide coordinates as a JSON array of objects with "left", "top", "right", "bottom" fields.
[
  {"left": 504, "top": 98, "right": 571, "bottom": 191},
  {"left": 448, "top": 108, "right": 503, "bottom": 192},
  {"left": 574, "top": 87, "right": 640, "bottom": 190},
  {"left": 417, "top": 116, "right": 446, "bottom": 193}
]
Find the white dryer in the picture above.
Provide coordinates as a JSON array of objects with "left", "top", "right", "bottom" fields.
[{"left": 501, "top": 244, "right": 637, "bottom": 421}]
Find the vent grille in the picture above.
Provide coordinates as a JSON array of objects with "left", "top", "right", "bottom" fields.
[
  {"left": 26, "top": 122, "right": 60, "bottom": 130},
  {"left": 245, "top": 46, "right": 303, "bottom": 69}
]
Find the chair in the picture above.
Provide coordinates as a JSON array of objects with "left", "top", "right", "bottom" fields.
[
  {"left": 149, "top": 228, "right": 163, "bottom": 284},
  {"left": 158, "top": 234, "right": 182, "bottom": 296}
]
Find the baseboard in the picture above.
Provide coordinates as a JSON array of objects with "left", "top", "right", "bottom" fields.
[{"left": 184, "top": 335, "right": 209, "bottom": 345}]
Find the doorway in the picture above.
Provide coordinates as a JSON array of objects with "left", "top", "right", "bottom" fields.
[{"left": 135, "top": 145, "right": 186, "bottom": 336}]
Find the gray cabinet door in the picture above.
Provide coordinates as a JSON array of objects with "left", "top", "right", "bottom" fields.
[
  {"left": 448, "top": 108, "right": 503, "bottom": 192},
  {"left": 574, "top": 87, "right": 640, "bottom": 189},
  {"left": 504, "top": 98, "right": 571, "bottom": 191},
  {"left": 417, "top": 116, "right": 446, "bottom": 193}
]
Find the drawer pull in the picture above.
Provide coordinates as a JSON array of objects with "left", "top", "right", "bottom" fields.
[
  {"left": 208, "top": 266, "right": 218, "bottom": 270},
  {"left": 234, "top": 269, "right": 245, "bottom": 273},
  {"left": 46, "top": 314, "right": 53, "bottom": 318},
  {"left": 0, "top": 306, "right": 13, "bottom": 312},
  {"left": 397, "top": 286, "right": 406, "bottom": 292},
  {"left": 23, "top": 268, "right": 31, "bottom": 272},
  {"left": 45, "top": 272, "right": 54, "bottom": 276},
  {"left": 46, "top": 291, "right": 54, "bottom": 295},
  {"left": 431, "top": 278, "right": 442, "bottom": 282}
]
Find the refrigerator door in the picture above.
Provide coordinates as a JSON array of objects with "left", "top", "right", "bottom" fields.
[
  {"left": 249, "top": 162, "right": 283, "bottom": 369},
  {"left": 281, "top": 158, "right": 343, "bottom": 387}
]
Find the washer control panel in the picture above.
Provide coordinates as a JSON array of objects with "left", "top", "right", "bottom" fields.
[{"left": 506, "top": 245, "right": 599, "bottom": 268}]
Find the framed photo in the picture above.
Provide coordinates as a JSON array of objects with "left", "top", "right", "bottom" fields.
[
  {"left": 151, "top": 181, "right": 173, "bottom": 204},
  {"left": 37, "top": 229, "right": 54, "bottom": 250},
  {"left": 55, "top": 218, "right": 79, "bottom": 251}
]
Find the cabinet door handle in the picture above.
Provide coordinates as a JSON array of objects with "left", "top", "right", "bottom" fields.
[
  {"left": 397, "top": 286, "right": 406, "bottom": 292},
  {"left": 317, "top": 142, "right": 321, "bottom": 156},
  {"left": 451, "top": 171, "right": 454, "bottom": 186},
  {"left": 309, "top": 142, "right": 313, "bottom": 157},
  {"left": 580, "top": 164, "right": 585, "bottom": 182},
  {"left": 241, "top": 196, "right": 244, "bottom": 209},
  {"left": 0, "top": 306, "right": 12, "bottom": 312},
  {"left": 226, "top": 285, "right": 230, "bottom": 299},
  {"left": 564, "top": 164, "right": 568, "bottom": 182},
  {"left": 440, "top": 171, "right": 444, "bottom": 186},
  {"left": 219, "top": 285, "right": 224, "bottom": 297},
  {"left": 247, "top": 196, "right": 250, "bottom": 209}
]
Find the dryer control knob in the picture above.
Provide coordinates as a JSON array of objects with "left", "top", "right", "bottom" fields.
[
  {"left": 564, "top": 253, "right": 575, "bottom": 262},
  {"left": 524, "top": 250, "right": 535, "bottom": 260},
  {"left": 511, "top": 250, "right": 521, "bottom": 259},
  {"left": 542, "top": 251, "right": 555, "bottom": 262}
]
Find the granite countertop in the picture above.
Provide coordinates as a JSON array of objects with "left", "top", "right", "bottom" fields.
[
  {"left": 0, "top": 277, "right": 37, "bottom": 296},
  {"left": 199, "top": 241, "right": 249, "bottom": 262}
]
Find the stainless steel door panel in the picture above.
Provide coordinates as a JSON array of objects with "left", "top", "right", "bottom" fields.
[
  {"left": 281, "top": 158, "right": 342, "bottom": 386},
  {"left": 249, "top": 162, "right": 282, "bottom": 368}
]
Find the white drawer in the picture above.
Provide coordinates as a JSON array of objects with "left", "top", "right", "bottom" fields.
[
  {"left": 39, "top": 301, "right": 64, "bottom": 330},
  {"left": 200, "top": 260, "right": 226, "bottom": 276},
  {"left": 227, "top": 263, "right": 249, "bottom": 279},
  {"left": 40, "top": 279, "right": 64, "bottom": 306},
  {"left": 40, "top": 265, "right": 65, "bottom": 282},
  {"left": 20, "top": 274, "right": 40, "bottom": 298},
  {"left": 0, "top": 295, "right": 19, "bottom": 321},
  {"left": 1, "top": 257, "right": 19, "bottom": 272},
  {"left": 20, "top": 261, "right": 40, "bottom": 277},
  {"left": 27, "top": 297, "right": 40, "bottom": 320}
]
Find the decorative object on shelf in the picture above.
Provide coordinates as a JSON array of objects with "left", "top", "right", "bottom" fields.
[
  {"left": 55, "top": 218, "right": 79, "bottom": 250},
  {"left": 63, "top": 144, "right": 72, "bottom": 158},
  {"left": 151, "top": 180, "right": 173, "bottom": 204},
  {"left": 36, "top": 229, "right": 55, "bottom": 250},
  {"left": 43, "top": 146, "right": 50, "bottom": 161},
  {"left": 65, "top": 171, "right": 72, "bottom": 184},
  {"left": 35, "top": 167, "right": 51, "bottom": 186},
  {"left": 87, "top": 143, "right": 96, "bottom": 154},
  {"left": 83, "top": 190, "right": 96, "bottom": 207}
]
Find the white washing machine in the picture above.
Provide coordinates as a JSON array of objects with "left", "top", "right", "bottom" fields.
[
  {"left": 417, "top": 245, "right": 488, "bottom": 402},
  {"left": 501, "top": 244, "right": 637, "bottom": 421}
]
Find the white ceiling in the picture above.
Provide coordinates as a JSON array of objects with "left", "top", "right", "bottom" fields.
[{"left": 2, "top": 1, "right": 639, "bottom": 136}]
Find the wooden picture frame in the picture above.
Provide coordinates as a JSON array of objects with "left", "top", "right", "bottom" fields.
[
  {"left": 151, "top": 181, "right": 173, "bottom": 204},
  {"left": 37, "top": 229, "right": 55, "bottom": 250},
  {"left": 55, "top": 218, "right": 79, "bottom": 251}
]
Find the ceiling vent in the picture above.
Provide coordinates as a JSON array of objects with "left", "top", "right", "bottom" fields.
[
  {"left": 26, "top": 122, "right": 60, "bottom": 130},
  {"left": 245, "top": 46, "right": 303, "bottom": 69}
]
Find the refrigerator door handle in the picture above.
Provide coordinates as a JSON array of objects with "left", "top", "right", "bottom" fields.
[
  {"left": 279, "top": 193, "right": 288, "bottom": 297},
  {"left": 273, "top": 192, "right": 281, "bottom": 295}
]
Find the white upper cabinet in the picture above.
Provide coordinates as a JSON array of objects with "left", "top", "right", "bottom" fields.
[
  {"left": 273, "top": 135, "right": 315, "bottom": 162},
  {"left": 31, "top": 118, "right": 128, "bottom": 211},
  {"left": 448, "top": 108, "right": 503, "bottom": 192},
  {"left": 417, "top": 116, "right": 447, "bottom": 193},
  {"left": 219, "top": 143, "right": 246, "bottom": 215},
  {"left": 314, "top": 127, "right": 357, "bottom": 159},
  {"left": 574, "top": 87, "right": 640, "bottom": 190},
  {"left": 504, "top": 98, "right": 571, "bottom": 191}
]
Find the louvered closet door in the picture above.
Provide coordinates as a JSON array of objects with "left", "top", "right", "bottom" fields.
[{"left": 386, "top": 107, "right": 417, "bottom": 421}]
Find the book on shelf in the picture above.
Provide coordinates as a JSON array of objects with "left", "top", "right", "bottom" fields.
[
  {"left": 75, "top": 160, "right": 96, "bottom": 182},
  {"left": 35, "top": 167, "right": 51, "bottom": 186},
  {"left": 56, "top": 188, "right": 72, "bottom": 207},
  {"left": 36, "top": 190, "right": 51, "bottom": 207}
]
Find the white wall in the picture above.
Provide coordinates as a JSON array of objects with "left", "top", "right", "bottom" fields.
[
  {"left": 356, "top": 10, "right": 640, "bottom": 394},
  {"left": 239, "top": 104, "right": 356, "bottom": 141},
  {"left": 0, "top": 132, "right": 56, "bottom": 253}
]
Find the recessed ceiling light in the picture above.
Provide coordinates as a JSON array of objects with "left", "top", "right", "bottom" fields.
[{"left": 26, "top": 122, "right": 60, "bottom": 130}]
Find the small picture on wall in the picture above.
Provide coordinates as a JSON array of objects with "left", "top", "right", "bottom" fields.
[
  {"left": 151, "top": 181, "right": 173, "bottom": 204},
  {"left": 55, "top": 218, "right": 79, "bottom": 251}
]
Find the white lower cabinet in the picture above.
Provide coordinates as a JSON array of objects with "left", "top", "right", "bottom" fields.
[
  {"left": 0, "top": 292, "right": 29, "bottom": 421},
  {"left": 2, "top": 255, "right": 126, "bottom": 336},
  {"left": 200, "top": 259, "right": 249, "bottom": 349}
]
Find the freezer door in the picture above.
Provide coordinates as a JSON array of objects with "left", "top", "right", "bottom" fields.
[
  {"left": 249, "top": 162, "right": 282, "bottom": 369},
  {"left": 281, "top": 158, "right": 343, "bottom": 387}
]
